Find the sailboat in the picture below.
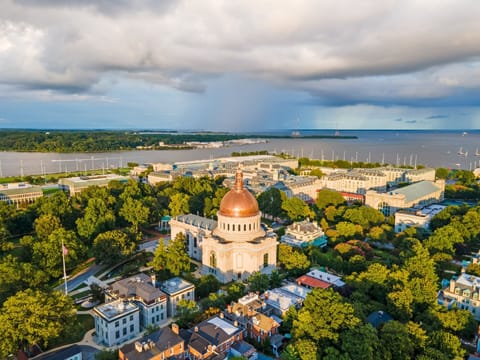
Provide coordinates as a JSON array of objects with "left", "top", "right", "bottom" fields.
[
  {"left": 475, "top": 148, "right": 480, "bottom": 156},
  {"left": 458, "top": 147, "right": 468, "bottom": 157}
]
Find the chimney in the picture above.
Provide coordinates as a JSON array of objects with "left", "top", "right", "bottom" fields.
[
  {"left": 194, "top": 326, "right": 199, "bottom": 333},
  {"left": 219, "top": 312, "right": 224, "bottom": 319},
  {"left": 247, "top": 306, "right": 253, "bottom": 317},
  {"left": 264, "top": 291, "right": 269, "bottom": 300},
  {"left": 135, "top": 341, "right": 143, "bottom": 352},
  {"left": 234, "top": 320, "right": 238, "bottom": 327},
  {"left": 171, "top": 323, "right": 179, "bottom": 335},
  {"left": 151, "top": 273, "right": 157, "bottom": 288},
  {"left": 227, "top": 304, "right": 232, "bottom": 313}
]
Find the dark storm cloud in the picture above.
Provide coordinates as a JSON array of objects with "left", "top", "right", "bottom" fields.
[{"left": 1, "top": 0, "right": 480, "bottom": 109}]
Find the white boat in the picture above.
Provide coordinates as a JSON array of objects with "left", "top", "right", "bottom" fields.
[
  {"left": 475, "top": 148, "right": 480, "bottom": 156},
  {"left": 457, "top": 147, "right": 468, "bottom": 156}
]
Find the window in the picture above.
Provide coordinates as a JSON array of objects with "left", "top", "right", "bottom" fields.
[
  {"left": 122, "top": 318, "right": 126, "bottom": 324},
  {"left": 161, "top": 313, "right": 164, "bottom": 320},
  {"left": 210, "top": 252, "right": 217, "bottom": 268},
  {"left": 263, "top": 253, "right": 269, "bottom": 268},
  {"left": 115, "top": 321, "right": 119, "bottom": 328},
  {"left": 130, "top": 315, "right": 134, "bottom": 321},
  {"left": 156, "top": 315, "right": 159, "bottom": 322},
  {"left": 130, "top": 324, "right": 134, "bottom": 333},
  {"left": 378, "top": 202, "right": 390, "bottom": 216},
  {"left": 244, "top": 224, "right": 246, "bottom": 231},
  {"left": 194, "top": 237, "right": 198, "bottom": 247},
  {"left": 115, "top": 331, "right": 120, "bottom": 339},
  {"left": 123, "top": 328, "right": 127, "bottom": 336}
]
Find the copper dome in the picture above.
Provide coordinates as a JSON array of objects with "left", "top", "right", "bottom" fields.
[{"left": 218, "top": 169, "right": 259, "bottom": 217}]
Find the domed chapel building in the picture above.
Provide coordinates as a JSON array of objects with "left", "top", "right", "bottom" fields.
[{"left": 170, "top": 168, "right": 277, "bottom": 283}]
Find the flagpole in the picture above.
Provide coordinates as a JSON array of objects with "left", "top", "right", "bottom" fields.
[{"left": 62, "top": 239, "right": 68, "bottom": 295}]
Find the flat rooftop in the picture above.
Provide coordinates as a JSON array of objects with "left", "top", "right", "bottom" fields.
[
  {"left": 95, "top": 299, "right": 138, "bottom": 320},
  {"left": 160, "top": 277, "right": 194, "bottom": 295}
]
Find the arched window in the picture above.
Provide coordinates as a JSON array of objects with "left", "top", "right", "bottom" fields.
[
  {"left": 263, "top": 253, "right": 269, "bottom": 268},
  {"left": 210, "top": 252, "right": 217, "bottom": 269},
  {"left": 249, "top": 224, "right": 252, "bottom": 231},
  {"left": 227, "top": 224, "right": 230, "bottom": 231},
  {"left": 244, "top": 224, "right": 247, "bottom": 231}
]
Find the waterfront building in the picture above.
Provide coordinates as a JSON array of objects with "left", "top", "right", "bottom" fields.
[
  {"left": 365, "top": 180, "right": 445, "bottom": 216},
  {"left": 119, "top": 324, "right": 185, "bottom": 360},
  {"left": 58, "top": 174, "right": 129, "bottom": 196},
  {"left": 439, "top": 273, "right": 480, "bottom": 320},
  {"left": 106, "top": 273, "right": 167, "bottom": 328},
  {"left": 0, "top": 182, "right": 43, "bottom": 207},
  {"left": 159, "top": 277, "right": 195, "bottom": 317},
  {"left": 281, "top": 219, "right": 327, "bottom": 248},
  {"left": 394, "top": 204, "right": 446, "bottom": 233},
  {"left": 93, "top": 299, "right": 140, "bottom": 347}
]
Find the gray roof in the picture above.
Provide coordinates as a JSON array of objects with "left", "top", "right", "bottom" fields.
[
  {"left": 120, "top": 327, "right": 183, "bottom": 360},
  {"left": 111, "top": 273, "right": 166, "bottom": 303},
  {"left": 186, "top": 316, "right": 242, "bottom": 354},
  {"left": 174, "top": 214, "right": 217, "bottom": 230},
  {"left": 160, "top": 277, "right": 195, "bottom": 295},
  {"left": 32, "top": 345, "right": 82, "bottom": 360},
  {"left": 390, "top": 181, "right": 441, "bottom": 203}
]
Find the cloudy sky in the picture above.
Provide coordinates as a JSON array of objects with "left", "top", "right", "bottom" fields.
[{"left": 1, "top": 0, "right": 480, "bottom": 130}]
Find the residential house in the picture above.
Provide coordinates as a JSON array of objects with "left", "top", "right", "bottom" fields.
[{"left": 119, "top": 324, "right": 185, "bottom": 360}]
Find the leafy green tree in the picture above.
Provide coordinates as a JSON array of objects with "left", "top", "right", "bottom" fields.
[
  {"left": 316, "top": 189, "right": 345, "bottom": 210},
  {"left": 168, "top": 193, "right": 190, "bottom": 217},
  {"left": 257, "top": 188, "right": 285, "bottom": 218},
  {"left": 225, "top": 282, "right": 246, "bottom": 303},
  {"left": 335, "top": 221, "right": 363, "bottom": 239},
  {"left": 378, "top": 321, "right": 415, "bottom": 360},
  {"left": 35, "top": 191, "right": 74, "bottom": 228},
  {"left": 34, "top": 214, "right": 62, "bottom": 242},
  {"left": 424, "top": 224, "right": 463, "bottom": 261},
  {"left": 278, "top": 244, "right": 310, "bottom": 275},
  {"left": 427, "top": 331, "right": 465, "bottom": 360},
  {"left": 292, "top": 288, "right": 361, "bottom": 347},
  {"left": 196, "top": 275, "right": 221, "bottom": 298},
  {"left": 281, "top": 197, "right": 314, "bottom": 221},
  {"left": 343, "top": 207, "right": 384, "bottom": 229},
  {"left": 281, "top": 343, "right": 301, "bottom": 360},
  {"left": 32, "top": 228, "right": 86, "bottom": 278},
  {"left": 119, "top": 197, "right": 150, "bottom": 234},
  {"left": 295, "top": 339, "right": 318, "bottom": 360},
  {"left": 435, "top": 167, "right": 449, "bottom": 179},
  {"left": 94, "top": 350, "right": 118, "bottom": 360},
  {"left": 166, "top": 233, "right": 191, "bottom": 276},
  {"left": 248, "top": 272, "right": 270, "bottom": 293},
  {"left": 269, "top": 269, "right": 283, "bottom": 288},
  {"left": 0, "top": 255, "right": 49, "bottom": 303},
  {"left": 340, "top": 324, "right": 380, "bottom": 360},
  {"left": 435, "top": 308, "right": 477, "bottom": 339},
  {"left": 0, "top": 289, "right": 76, "bottom": 357},
  {"left": 175, "top": 299, "right": 199, "bottom": 328},
  {"left": 149, "top": 238, "right": 168, "bottom": 273},
  {"left": 76, "top": 197, "right": 116, "bottom": 241},
  {"left": 92, "top": 230, "right": 136, "bottom": 265}
]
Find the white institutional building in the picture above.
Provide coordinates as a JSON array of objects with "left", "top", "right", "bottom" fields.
[{"left": 171, "top": 168, "right": 277, "bottom": 283}]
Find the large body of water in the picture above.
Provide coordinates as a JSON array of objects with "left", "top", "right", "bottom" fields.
[{"left": 1, "top": 130, "right": 480, "bottom": 177}]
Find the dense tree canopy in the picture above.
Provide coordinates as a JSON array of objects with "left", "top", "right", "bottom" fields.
[{"left": 0, "top": 289, "right": 76, "bottom": 357}]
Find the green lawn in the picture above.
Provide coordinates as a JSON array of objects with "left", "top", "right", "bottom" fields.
[{"left": 48, "top": 314, "right": 94, "bottom": 349}]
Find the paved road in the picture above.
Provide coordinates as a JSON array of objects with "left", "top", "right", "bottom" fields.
[{"left": 55, "top": 263, "right": 104, "bottom": 293}]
